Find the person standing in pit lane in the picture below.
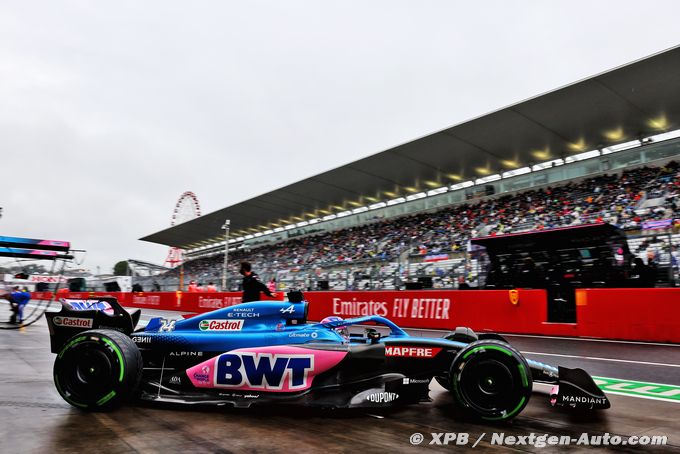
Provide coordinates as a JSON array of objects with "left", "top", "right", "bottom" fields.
[
  {"left": 206, "top": 282, "right": 217, "bottom": 292},
  {"left": 2, "top": 286, "right": 31, "bottom": 324},
  {"left": 240, "top": 262, "right": 277, "bottom": 302}
]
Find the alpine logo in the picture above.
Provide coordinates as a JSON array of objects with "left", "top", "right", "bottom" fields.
[
  {"left": 366, "top": 392, "right": 399, "bottom": 403},
  {"left": 215, "top": 353, "right": 314, "bottom": 390},
  {"left": 199, "top": 319, "right": 244, "bottom": 331},
  {"left": 169, "top": 351, "right": 203, "bottom": 357},
  {"left": 280, "top": 305, "right": 295, "bottom": 314},
  {"left": 385, "top": 346, "right": 442, "bottom": 358},
  {"left": 53, "top": 316, "right": 93, "bottom": 328}
]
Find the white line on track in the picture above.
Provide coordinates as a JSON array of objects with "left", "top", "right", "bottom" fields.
[
  {"left": 522, "top": 351, "right": 680, "bottom": 368},
  {"left": 405, "top": 327, "right": 680, "bottom": 347},
  {"left": 503, "top": 333, "right": 680, "bottom": 348},
  {"left": 583, "top": 390, "right": 680, "bottom": 404},
  {"left": 351, "top": 325, "right": 680, "bottom": 347}
]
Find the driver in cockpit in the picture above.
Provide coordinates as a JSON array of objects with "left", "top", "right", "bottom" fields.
[{"left": 320, "top": 316, "right": 349, "bottom": 340}]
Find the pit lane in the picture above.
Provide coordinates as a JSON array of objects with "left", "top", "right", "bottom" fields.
[{"left": 1, "top": 307, "right": 678, "bottom": 453}]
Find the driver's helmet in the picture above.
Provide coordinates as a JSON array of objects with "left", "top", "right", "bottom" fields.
[{"left": 321, "top": 316, "right": 349, "bottom": 339}]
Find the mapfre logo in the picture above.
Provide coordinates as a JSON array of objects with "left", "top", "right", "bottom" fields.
[
  {"left": 53, "top": 316, "right": 93, "bottom": 328},
  {"left": 385, "top": 346, "right": 442, "bottom": 358},
  {"left": 199, "top": 319, "right": 244, "bottom": 331},
  {"left": 215, "top": 353, "right": 314, "bottom": 390}
]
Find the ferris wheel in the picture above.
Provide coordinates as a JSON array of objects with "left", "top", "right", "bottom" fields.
[{"left": 164, "top": 191, "right": 201, "bottom": 268}]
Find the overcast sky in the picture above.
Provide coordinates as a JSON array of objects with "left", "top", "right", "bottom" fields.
[{"left": 2, "top": 0, "right": 680, "bottom": 273}]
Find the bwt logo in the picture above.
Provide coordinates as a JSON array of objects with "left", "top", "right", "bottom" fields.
[
  {"left": 65, "top": 300, "right": 114, "bottom": 314},
  {"left": 215, "top": 353, "right": 314, "bottom": 390}
]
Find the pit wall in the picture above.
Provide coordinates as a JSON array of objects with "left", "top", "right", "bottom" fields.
[{"left": 31, "top": 288, "right": 680, "bottom": 343}]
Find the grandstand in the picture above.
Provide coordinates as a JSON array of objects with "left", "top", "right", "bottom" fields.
[{"left": 140, "top": 46, "right": 680, "bottom": 291}]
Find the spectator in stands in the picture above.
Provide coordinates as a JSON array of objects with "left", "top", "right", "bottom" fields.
[
  {"left": 240, "top": 262, "right": 276, "bottom": 302},
  {"left": 206, "top": 282, "right": 217, "bottom": 292},
  {"left": 671, "top": 245, "right": 680, "bottom": 275}
]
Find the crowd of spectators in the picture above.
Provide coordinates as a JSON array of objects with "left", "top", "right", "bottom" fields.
[{"left": 169, "top": 161, "right": 680, "bottom": 286}]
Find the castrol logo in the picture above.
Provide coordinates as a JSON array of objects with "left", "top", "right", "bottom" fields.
[
  {"left": 53, "top": 316, "right": 93, "bottom": 328},
  {"left": 199, "top": 319, "right": 244, "bottom": 331}
]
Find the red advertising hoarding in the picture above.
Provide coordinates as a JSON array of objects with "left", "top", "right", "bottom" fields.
[{"left": 31, "top": 288, "right": 680, "bottom": 343}]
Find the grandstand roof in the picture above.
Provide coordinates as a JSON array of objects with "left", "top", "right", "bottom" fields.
[{"left": 142, "top": 46, "right": 680, "bottom": 249}]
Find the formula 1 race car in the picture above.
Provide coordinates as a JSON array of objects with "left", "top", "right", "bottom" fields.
[{"left": 45, "top": 292, "right": 610, "bottom": 421}]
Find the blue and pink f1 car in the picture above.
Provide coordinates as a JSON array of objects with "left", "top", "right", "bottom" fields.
[{"left": 46, "top": 292, "right": 609, "bottom": 421}]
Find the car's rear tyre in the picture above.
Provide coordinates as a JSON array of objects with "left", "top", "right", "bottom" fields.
[
  {"left": 54, "top": 329, "right": 142, "bottom": 410},
  {"left": 449, "top": 340, "right": 531, "bottom": 421}
]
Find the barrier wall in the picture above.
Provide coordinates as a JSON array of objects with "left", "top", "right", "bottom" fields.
[
  {"left": 32, "top": 291, "right": 282, "bottom": 313},
  {"left": 575, "top": 288, "right": 680, "bottom": 343},
  {"left": 31, "top": 288, "right": 680, "bottom": 343},
  {"left": 302, "top": 290, "right": 549, "bottom": 333}
]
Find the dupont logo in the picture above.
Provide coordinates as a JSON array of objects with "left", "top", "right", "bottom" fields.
[
  {"left": 385, "top": 346, "right": 442, "bottom": 358},
  {"left": 53, "top": 316, "right": 93, "bottom": 328},
  {"left": 366, "top": 392, "right": 399, "bottom": 403},
  {"left": 199, "top": 319, "right": 244, "bottom": 331}
]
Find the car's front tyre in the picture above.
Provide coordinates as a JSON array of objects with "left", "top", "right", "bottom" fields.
[
  {"left": 53, "top": 329, "right": 142, "bottom": 410},
  {"left": 435, "top": 327, "right": 478, "bottom": 391},
  {"left": 449, "top": 340, "right": 531, "bottom": 421}
]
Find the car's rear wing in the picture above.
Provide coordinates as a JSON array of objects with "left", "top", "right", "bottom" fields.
[{"left": 45, "top": 297, "right": 140, "bottom": 353}]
